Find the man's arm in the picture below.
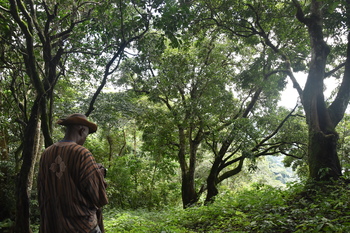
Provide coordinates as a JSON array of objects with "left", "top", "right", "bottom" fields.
[{"left": 80, "top": 151, "right": 108, "bottom": 208}]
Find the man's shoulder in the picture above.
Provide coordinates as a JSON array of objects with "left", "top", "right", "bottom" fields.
[
  {"left": 70, "top": 144, "right": 91, "bottom": 154},
  {"left": 45, "top": 142, "right": 91, "bottom": 153}
]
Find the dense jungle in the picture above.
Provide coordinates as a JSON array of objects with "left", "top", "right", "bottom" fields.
[{"left": 2, "top": 0, "right": 350, "bottom": 232}]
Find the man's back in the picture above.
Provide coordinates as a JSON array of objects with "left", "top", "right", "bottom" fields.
[{"left": 38, "top": 141, "right": 108, "bottom": 233}]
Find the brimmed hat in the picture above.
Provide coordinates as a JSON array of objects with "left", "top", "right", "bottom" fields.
[{"left": 57, "top": 113, "right": 97, "bottom": 134}]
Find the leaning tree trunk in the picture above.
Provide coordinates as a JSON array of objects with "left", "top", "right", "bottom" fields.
[
  {"left": 205, "top": 158, "right": 221, "bottom": 205},
  {"left": 205, "top": 155, "right": 245, "bottom": 204}
]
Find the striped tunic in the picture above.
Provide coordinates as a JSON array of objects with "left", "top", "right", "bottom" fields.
[{"left": 38, "top": 142, "right": 108, "bottom": 233}]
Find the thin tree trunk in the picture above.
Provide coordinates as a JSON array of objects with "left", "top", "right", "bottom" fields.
[
  {"left": 107, "top": 134, "right": 113, "bottom": 166},
  {"left": 15, "top": 100, "right": 41, "bottom": 233},
  {"left": 28, "top": 120, "right": 44, "bottom": 194},
  {"left": 0, "top": 127, "right": 10, "bottom": 220}
]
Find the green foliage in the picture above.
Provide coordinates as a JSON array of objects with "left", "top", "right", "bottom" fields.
[
  {"left": 104, "top": 209, "right": 190, "bottom": 233},
  {"left": 0, "top": 218, "right": 13, "bottom": 232},
  {"left": 2, "top": 0, "right": 350, "bottom": 230},
  {"left": 105, "top": 154, "right": 181, "bottom": 210},
  {"left": 101, "top": 180, "right": 350, "bottom": 232},
  {"left": 337, "top": 114, "right": 350, "bottom": 179},
  {"left": 0, "top": 160, "right": 16, "bottom": 221},
  {"left": 119, "top": 31, "right": 304, "bottom": 204}
]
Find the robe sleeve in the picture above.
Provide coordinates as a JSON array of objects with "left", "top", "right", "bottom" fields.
[{"left": 79, "top": 149, "right": 108, "bottom": 208}]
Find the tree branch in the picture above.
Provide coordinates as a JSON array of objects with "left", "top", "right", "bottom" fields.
[
  {"left": 325, "top": 62, "right": 346, "bottom": 78},
  {"left": 328, "top": 31, "right": 350, "bottom": 125},
  {"left": 85, "top": 41, "right": 127, "bottom": 117},
  {"left": 292, "top": 0, "right": 310, "bottom": 25},
  {"left": 252, "top": 104, "right": 298, "bottom": 152},
  {"left": 218, "top": 156, "right": 245, "bottom": 183}
]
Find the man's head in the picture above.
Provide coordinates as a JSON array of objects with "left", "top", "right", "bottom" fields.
[{"left": 57, "top": 113, "right": 97, "bottom": 145}]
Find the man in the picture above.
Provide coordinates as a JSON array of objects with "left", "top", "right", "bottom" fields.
[{"left": 38, "top": 113, "right": 108, "bottom": 233}]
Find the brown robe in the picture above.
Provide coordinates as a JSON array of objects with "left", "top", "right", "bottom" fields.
[{"left": 38, "top": 142, "right": 108, "bottom": 233}]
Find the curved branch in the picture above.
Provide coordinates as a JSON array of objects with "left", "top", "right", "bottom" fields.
[
  {"left": 218, "top": 156, "right": 245, "bottom": 183},
  {"left": 252, "top": 104, "right": 298, "bottom": 152},
  {"left": 0, "top": 5, "right": 10, "bottom": 13},
  {"left": 85, "top": 42, "right": 126, "bottom": 117},
  {"left": 85, "top": 0, "right": 151, "bottom": 116}
]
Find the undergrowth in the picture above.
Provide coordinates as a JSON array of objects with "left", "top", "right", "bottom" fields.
[
  {"left": 3, "top": 180, "right": 350, "bottom": 232},
  {"left": 103, "top": 180, "right": 350, "bottom": 232}
]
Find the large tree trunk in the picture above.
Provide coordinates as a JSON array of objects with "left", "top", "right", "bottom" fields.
[
  {"left": 308, "top": 129, "right": 341, "bottom": 180},
  {"left": 179, "top": 146, "right": 198, "bottom": 208},
  {"left": 303, "top": 75, "right": 342, "bottom": 180},
  {"left": 297, "top": 0, "right": 343, "bottom": 180}
]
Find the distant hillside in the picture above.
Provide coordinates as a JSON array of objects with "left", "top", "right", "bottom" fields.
[{"left": 266, "top": 156, "right": 298, "bottom": 185}]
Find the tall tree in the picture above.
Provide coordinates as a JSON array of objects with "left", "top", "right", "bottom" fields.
[
  {"left": 1, "top": 0, "right": 167, "bottom": 230},
  {"left": 82, "top": 0, "right": 154, "bottom": 116},
  {"left": 1, "top": 0, "right": 100, "bottom": 231},
  {"left": 192, "top": 0, "right": 350, "bottom": 181},
  {"left": 120, "top": 35, "right": 236, "bottom": 207},
  {"left": 292, "top": 0, "right": 350, "bottom": 180},
  {"left": 120, "top": 32, "right": 306, "bottom": 207}
]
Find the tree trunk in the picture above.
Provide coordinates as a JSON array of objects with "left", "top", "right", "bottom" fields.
[
  {"left": 303, "top": 80, "right": 342, "bottom": 180},
  {"left": 178, "top": 126, "right": 199, "bottom": 208},
  {"left": 181, "top": 171, "right": 198, "bottom": 208},
  {"left": 205, "top": 155, "right": 245, "bottom": 204},
  {"left": 179, "top": 145, "right": 199, "bottom": 209},
  {"left": 205, "top": 159, "right": 220, "bottom": 204},
  {"left": 15, "top": 101, "right": 41, "bottom": 233},
  {"left": 297, "top": 0, "right": 343, "bottom": 180},
  {"left": 0, "top": 128, "right": 8, "bottom": 161},
  {"left": 0, "top": 127, "right": 11, "bottom": 221},
  {"left": 28, "top": 120, "right": 44, "bottom": 194},
  {"left": 308, "top": 129, "right": 341, "bottom": 180}
]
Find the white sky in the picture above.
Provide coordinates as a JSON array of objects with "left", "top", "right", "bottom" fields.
[{"left": 279, "top": 73, "right": 340, "bottom": 109}]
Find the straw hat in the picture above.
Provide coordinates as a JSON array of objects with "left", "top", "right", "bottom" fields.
[{"left": 57, "top": 113, "right": 97, "bottom": 134}]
